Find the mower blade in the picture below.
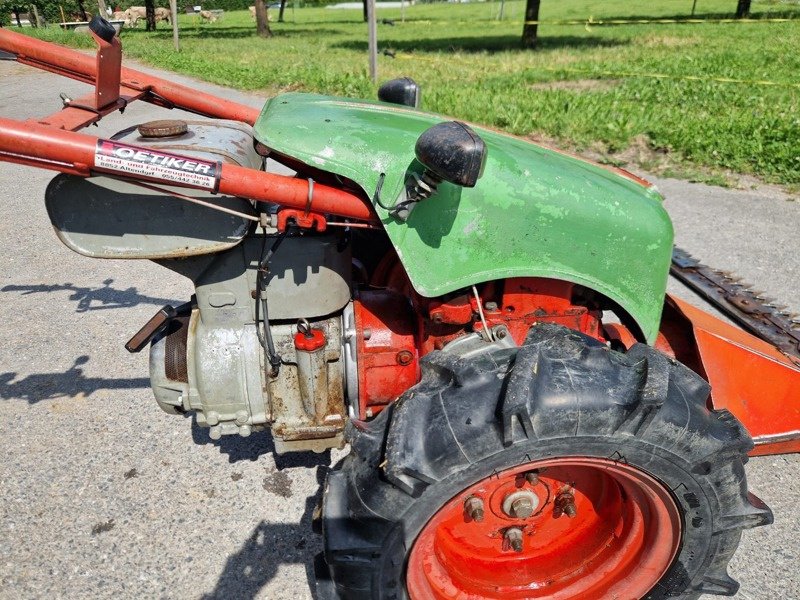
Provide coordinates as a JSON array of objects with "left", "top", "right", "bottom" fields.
[{"left": 670, "top": 246, "right": 800, "bottom": 363}]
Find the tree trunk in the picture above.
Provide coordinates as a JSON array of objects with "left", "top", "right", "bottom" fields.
[
  {"left": 521, "top": 0, "right": 540, "bottom": 49},
  {"left": 145, "top": 0, "right": 156, "bottom": 31},
  {"left": 278, "top": 0, "right": 287, "bottom": 22},
  {"left": 362, "top": 0, "right": 367, "bottom": 22},
  {"left": 255, "top": 0, "right": 271, "bottom": 37},
  {"left": 735, "top": 0, "right": 752, "bottom": 18},
  {"left": 14, "top": 9, "right": 22, "bottom": 27},
  {"left": 77, "top": 0, "right": 88, "bottom": 21}
]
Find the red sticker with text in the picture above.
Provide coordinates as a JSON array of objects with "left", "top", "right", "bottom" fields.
[{"left": 94, "top": 140, "right": 220, "bottom": 191}]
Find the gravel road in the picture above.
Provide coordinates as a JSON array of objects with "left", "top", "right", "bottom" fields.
[{"left": 0, "top": 58, "right": 798, "bottom": 600}]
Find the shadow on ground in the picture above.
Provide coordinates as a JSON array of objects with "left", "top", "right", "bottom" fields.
[
  {"left": 335, "top": 33, "right": 628, "bottom": 54},
  {"left": 0, "top": 355, "right": 150, "bottom": 402},
  {"left": 135, "top": 25, "right": 343, "bottom": 40},
  {"left": 1, "top": 279, "right": 177, "bottom": 312},
  {"left": 201, "top": 464, "right": 328, "bottom": 600}
]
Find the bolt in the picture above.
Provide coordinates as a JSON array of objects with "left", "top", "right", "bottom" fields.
[
  {"left": 510, "top": 496, "right": 535, "bottom": 519},
  {"left": 494, "top": 327, "right": 508, "bottom": 339},
  {"left": 396, "top": 350, "right": 414, "bottom": 366},
  {"left": 504, "top": 527, "right": 524, "bottom": 553},
  {"left": 502, "top": 490, "right": 539, "bottom": 519},
  {"left": 485, "top": 301, "right": 499, "bottom": 311},
  {"left": 464, "top": 496, "right": 484, "bottom": 522},
  {"left": 525, "top": 471, "right": 540, "bottom": 486},
  {"left": 554, "top": 492, "right": 577, "bottom": 519}
]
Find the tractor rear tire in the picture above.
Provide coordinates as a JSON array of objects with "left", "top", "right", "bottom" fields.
[{"left": 318, "top": 323, "right": 772, "bottom": 599}]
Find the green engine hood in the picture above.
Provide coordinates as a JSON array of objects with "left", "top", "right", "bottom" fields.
[{"left": 253, "top": 93, "right": 673, "bottom": 342}]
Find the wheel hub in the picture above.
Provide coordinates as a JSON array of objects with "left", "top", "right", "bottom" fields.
[{"left": 406, "top": 457, "right": 682, "bottom": 600}]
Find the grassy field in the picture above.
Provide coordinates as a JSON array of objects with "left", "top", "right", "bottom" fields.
[{"left": 12, "top": 0, "right": 800, "bottom": 186}]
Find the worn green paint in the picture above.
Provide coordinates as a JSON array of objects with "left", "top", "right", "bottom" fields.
[{"left": 254, "top": 93, "right": 673, "bottom": 342}]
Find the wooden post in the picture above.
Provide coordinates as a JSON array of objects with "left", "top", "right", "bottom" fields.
[
  {"left": 169, "top": 0, "right": 179, "bottom": 51},
  {"left": 59, "top": 5, "right": 67, "bottom": 24},
  {"left": 97, "top": 0, "right": 108, "bottom": 19},
  {"left": 366, "top": 0, "right": 377, "bottom": 83},
  {"left": 31, "top": 4, "right": 43, "bottom": 26}
]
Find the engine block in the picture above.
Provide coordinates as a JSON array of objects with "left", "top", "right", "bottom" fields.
[{"left": 150, "top": 231, "right": 352, "bottom": 453}]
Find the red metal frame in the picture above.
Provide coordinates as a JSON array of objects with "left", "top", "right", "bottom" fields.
[
  {"left": 354, "top": 290, "right": 420, "bottom": 419},
  {"left": 0, "top": 28, "right": 260, "bottom": 127}
]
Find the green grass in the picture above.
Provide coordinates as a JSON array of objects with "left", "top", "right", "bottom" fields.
[{"left": 15, "top": 0, "right": 800, "bottom": 185}]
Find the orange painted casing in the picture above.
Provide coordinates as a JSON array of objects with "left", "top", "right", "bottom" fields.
[{"left": 664, "top": 296, "right": 800, "bottom": 456}]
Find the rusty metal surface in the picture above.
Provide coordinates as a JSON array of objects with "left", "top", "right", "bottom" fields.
[
  {"left": 671, "top": 246, "right": 800, "bottom": 364},
  {"left": 137, "top": 119, "right": 189, "bottom": 138},
  {"left": 163, "top": 316, "right": 189, "bottom": 383}
]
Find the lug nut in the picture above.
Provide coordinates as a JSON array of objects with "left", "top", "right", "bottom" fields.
[
  {"left": 510, "top": 496, "right": 535, "bottom": 519},
  {"left": 502, "top": 490, "right": 539, "bottom": 519},
  {"left": 504, "top": 527, "right": 524, "bottom": 553},
  {"left": 525, "top": 471, "right": 540, "bottom": 486},
  {"left": 396, "top": 350, "right": 414, "bottom": 366},
  {"left": 554, "top": 492, "right": 577, "bottom": 519},
  {"left": 464, "top": 496, "right": 484, "bottom": 522}
]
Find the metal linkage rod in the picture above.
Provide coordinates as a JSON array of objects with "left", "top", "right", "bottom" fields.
[
  {"left": 0, "top": 117, "right": 376, "bottom": 222},
  {"left": 0, "top": 28, "right": 260, "bottom": 125}
]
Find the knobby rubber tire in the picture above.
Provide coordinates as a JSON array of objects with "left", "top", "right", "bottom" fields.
[{"left": 318, "top": 323, "right": 772, "bottom": 600}]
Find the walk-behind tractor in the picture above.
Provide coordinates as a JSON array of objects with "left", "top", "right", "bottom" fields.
[{"left": 2, "top": 18, "right": 799, "bottom": 599}]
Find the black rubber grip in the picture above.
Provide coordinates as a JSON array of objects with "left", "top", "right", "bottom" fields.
[{"left": 89, "top": 15, "right": 116, "bottom": 43}]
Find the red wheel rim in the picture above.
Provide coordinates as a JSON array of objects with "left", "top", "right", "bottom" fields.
[{"left": 406, "top": 457, "right": 682, "bottom": 600}]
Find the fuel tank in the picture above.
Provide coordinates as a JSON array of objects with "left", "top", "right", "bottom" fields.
[{"left": 45, "top": 119, "right": 260, "bottom": 259}]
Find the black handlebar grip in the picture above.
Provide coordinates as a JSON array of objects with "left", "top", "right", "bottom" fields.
[{"left": 89, "top": 15, "right": 116, "bottom": 43}]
